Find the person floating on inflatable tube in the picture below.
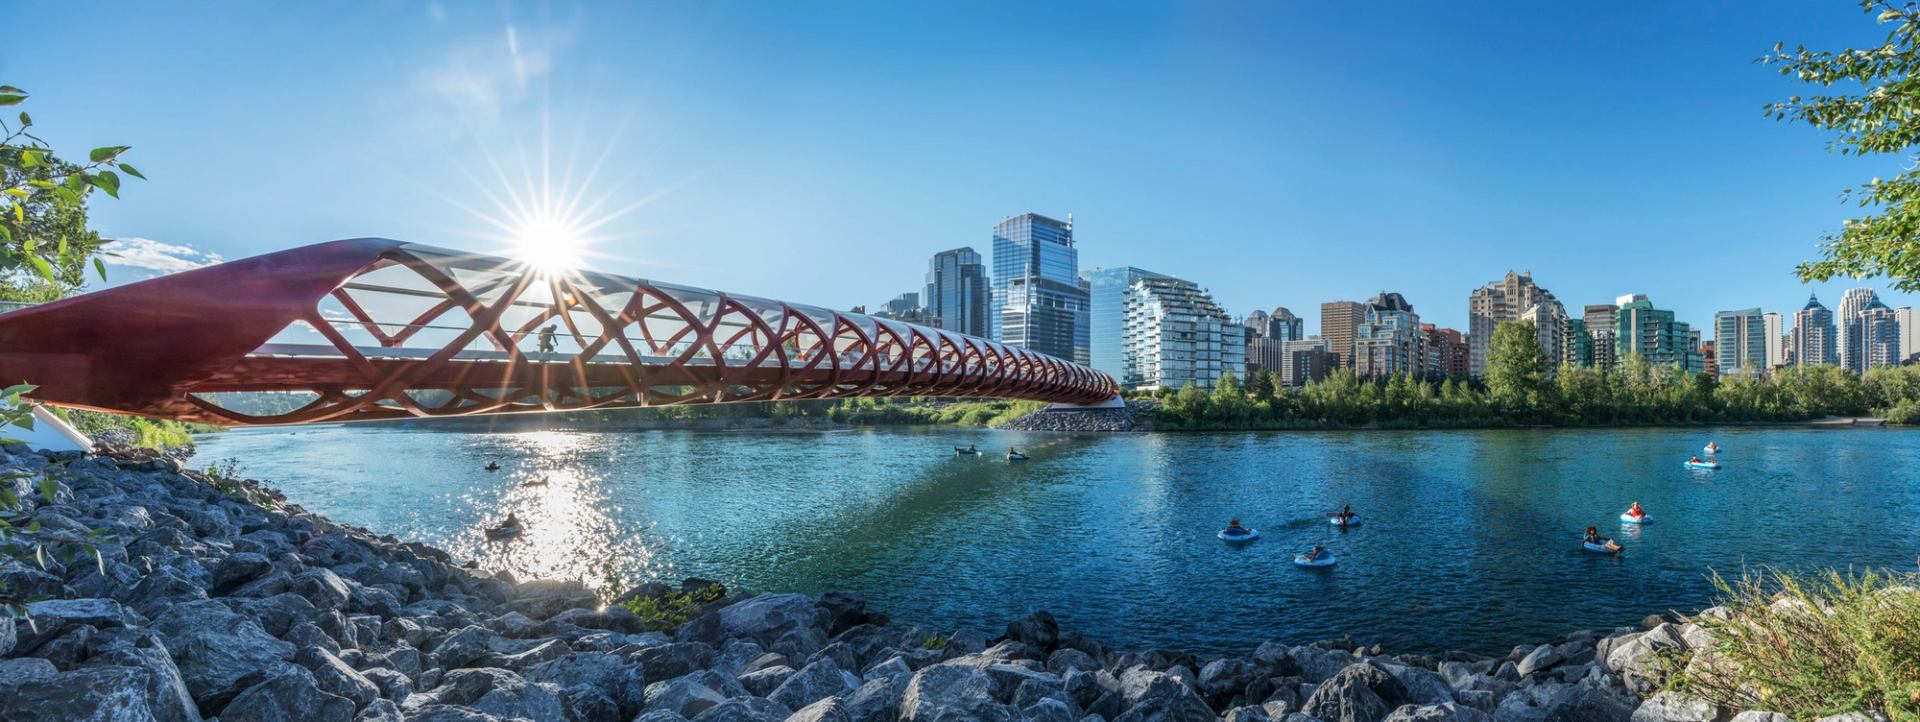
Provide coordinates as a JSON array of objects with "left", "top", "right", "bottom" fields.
[
  {"left": 1627, "top": 502, "right": 1645, "bottom": 519},
  {"left": 1336, "top": 504, "right": 1356, "bottom": 524},
  {"left": 1303, "top": 545, "right": 1329, "bottom": 562},
  {"left": 1584, "top": 525, "right": 1622, "bottom": 552},
  {"left": 1688, "top": 456, "right": 1702, "bottom": 464},
  {"left": 1226, "top": 518, "right": 1247, "bottom": 532}
]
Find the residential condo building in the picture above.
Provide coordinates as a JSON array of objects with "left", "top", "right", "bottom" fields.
[
  {"left": 1468, "top": 271, "right": 1560, "bottom": 377},
  {"left": 1354, "top": 291, "right": 1422, "bottom": 378},
  {"left": 1086, "top": 266, "right": 1172, "bottom": 383},
  {"left": 1791, "top": 294, "right": 1837, "bottom": 367},
  {"left": 1122, "top": 276, "right": 1245, "bottom": 391},
  {"left": 1421, "top": 324, "right": 1470, "bottom": 378},
  {"left": 1583, "top": 303, "right": 1618, "bottom": 372},
  {"left": 1763, "top": 312, "right": 1785, "bottom": 372},
  {"left": 1615, "top": 294, "right": 1704, "bottom": 373},
  {"left": 1713, "top": 308, "right": 1769, "bottom": 377}
]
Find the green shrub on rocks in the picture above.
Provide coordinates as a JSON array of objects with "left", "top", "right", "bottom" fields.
[
  {"left": 618, "top": 584, "right": 724, "bottom": 633},
  {"left": 1667, "top": 569, "right": 1920, "bottom": 721}
]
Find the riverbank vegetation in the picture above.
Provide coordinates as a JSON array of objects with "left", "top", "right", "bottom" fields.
[
  {"left": 1144, "top": 321, "right": 1920, "bottom": 430},
  {"left": 1668, "top": 568, "right": 1920, "bottom": 721}
]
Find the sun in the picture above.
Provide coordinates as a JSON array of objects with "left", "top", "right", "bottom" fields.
[{"left": 509, "top": 210, "right": 586, "bottom": 272}]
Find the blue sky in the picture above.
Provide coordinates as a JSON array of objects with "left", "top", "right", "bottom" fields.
[{"left": 3, "top": 1, "right": 1906, "bottom": 332}]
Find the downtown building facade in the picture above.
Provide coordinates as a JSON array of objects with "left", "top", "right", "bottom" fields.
[
  {"left": 1354, "top": 292, "right": 1423, "bottom": 378},
  {"left": 1242, "top": 307, "right": 1304, "bottom": 379},
  {"left": 1518, "top": 300, "right": 1568, "bottom": 373},
  {"left": 1838, "top": 288, "right": 1903, "bottom": 372},
  {"left": 1615, "top": 294, "right": 1704, "bottom": 373},
  {"left": 1320, "top": 301, "right": 1367, "bottom": 370},
  {"left": 991, "top": 213, "right": 1089, "bottom": 364},
  {"left": 1121, "top": 276, "right": 1245, "bottom": 391},
  {"left": 1713, "top": 308, "right": 1769, "bottom": 377},
  {"left": 1086, "top": 266, "right": 1172, "bottom": 383},
  {"left": 1467, "top": 271, "right": 1561, "bottom": 377},
  {"left": 1898, "top": 307, "right": 1920, "bottom": 365},
  {"left": 1763, "top": 312, "right": 1785, "bottom": 372},
  {"left": 1421, "top": 324, "right": 1470, "bottom": 378},
  {"left": 1583, "top": 304, "right": 1618, "bottom": 371},
  {"left": 923, "top": 247, "right": 990, "bottom": 336},
  {"left": 1792, "top": 294, "right": 1838, "bottom": 367}
]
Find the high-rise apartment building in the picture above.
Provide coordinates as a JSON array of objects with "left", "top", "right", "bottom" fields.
[
  {"left": 1898, "top": 307, "right": 1920, "bottom": 365},
  {"left": 1421, "top": 324, "right": 1470, "bottom": 378},
  {"left": 992, "top": 213, "right": 1089, "bottom": 364},
  {"left": 1518, "top": 301, "right": 1568, "bottom": 373},
  {"left": 1122, "top": 276, "right": 1245, "bottom": 390},
  {"left": 1792, "top": 294, "right": 1837, "bottom": 367},
  {"left": 1286, "top": 338, "right": 1334, "bottom": 387},
  {"left": 1468, "top": 271, "right": 1560, "bottom": 377},
  {"left": 1700, "top": 342, "right": 1718, "bottom": 380},
  {"left": 1713, "top": 308, "right": 1769, "bottom": 377},
  {"left": 1583, "top": 304, "right": 1618, "bottom": 371},
  {"left": 1854, "top": 298, "right": 1902, "bottom": 371},
  {"left": 1085, "top": 266, "right": 1172, "bottom": 382},
  {"left": 924, "top": 247, "right": 989, "bottom": 336},
  {"left": 1837, "top": 287, "right": 1877, "bottom": 371},
  {"left": 1763, "top": 312, "right": 1785, "bottom": 372},
  {"left": 1320, "top": 301, "right": 1367, "bottom": 369},
  {"left": 1562, "top": 318, "right": 1593, "bottom": 368},
  {"left": 1615, "top": 294, "right": 1704, "bottom": 373},
  {"left": 1354, "top": 291, "right": 1422, "bottom": 378}
]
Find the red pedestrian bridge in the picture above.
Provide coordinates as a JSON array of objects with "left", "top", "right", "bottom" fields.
[{"left": 0, "top": 239, "right": 1117, "bottom": 425}]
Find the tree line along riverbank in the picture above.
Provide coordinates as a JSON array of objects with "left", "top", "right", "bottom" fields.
[{"left": 0, "top": 443, "right": 1908, "bottom": 721}]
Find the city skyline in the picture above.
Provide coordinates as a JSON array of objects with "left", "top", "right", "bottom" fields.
[{"left": 11, "top": 3, "right": 1920, "bottom": 335}]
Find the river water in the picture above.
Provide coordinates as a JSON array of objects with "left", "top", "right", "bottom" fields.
[{"left": 194, "top": 424, "right": 1920, "bottom": 655}]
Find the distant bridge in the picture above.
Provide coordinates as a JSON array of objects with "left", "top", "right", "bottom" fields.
[{"left": 0, "top": 239, "right": 1117, "bottom": 425}]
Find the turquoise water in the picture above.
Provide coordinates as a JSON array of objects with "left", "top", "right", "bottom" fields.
[{"left": 195, "top": 425, "right": 1920, "bottom": 654}]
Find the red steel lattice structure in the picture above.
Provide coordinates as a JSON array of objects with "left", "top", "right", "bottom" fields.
[{"left": 0, "top": 239, "right": 1117, "bottom": 425}]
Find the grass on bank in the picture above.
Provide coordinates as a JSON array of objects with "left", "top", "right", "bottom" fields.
[
  {"left": 61, "top": 409, "right": 212, "bottom": 450},
  {"left": 1667, "top": 568, "right": 1920, "bottom": 721}
]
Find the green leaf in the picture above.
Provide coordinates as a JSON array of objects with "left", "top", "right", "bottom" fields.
[
  {"left": 35, "top": 478, "right": 54, "bottom": 504},
  {"left": 17, "top": 151, "right": 42, "bottom": 169},
  {"left": 0, "top": 95, "right": 25, "bottom": 108},
  {"left": 93, "top": 257, "right": 107, "bottom": 282},
  {"left": 24, "top": 255, "right": 51, "bottom": 282},
  {"left": 87, "top": 146, "right": 130, "bottom": 163},
  {"left": 89, "top": 171, "right": 120, "bottom": 198},
  {"left": 117, "top": 163, "right": 145, "bottom": 180},
  {"left": 15, "top": 111, "right": 28, "bottom": 127}
]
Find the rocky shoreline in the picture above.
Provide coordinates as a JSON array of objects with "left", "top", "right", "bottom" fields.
[{"left": 0, "top": 444, "right": 1826, "bottom": 722}]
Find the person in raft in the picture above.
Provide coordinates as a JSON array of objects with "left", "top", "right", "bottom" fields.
[
  {"left": 1303, "top": 545, "right": 1329, "bottom": 562},
  {"left": 1627, "top": 502, "right": 1645, "bottom": 519},
  {"left": 1336, "top": 505, "right": 1356, "bottom": 523},
  {"left": 1225, "top": 519, "right": 1248, "bottom": 533},
  {"left": 1688, "top": 456, "right": 1703, "bottom": 464}
]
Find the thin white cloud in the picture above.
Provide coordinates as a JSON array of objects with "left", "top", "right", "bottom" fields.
[
  {"left": 100, "top": 238, "right": 224, "bottom": 274},
  {"left": 415, "top": 22, "right": 561, "bottom": 118}
]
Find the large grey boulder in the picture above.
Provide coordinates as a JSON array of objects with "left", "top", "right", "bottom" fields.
[
  {"left": 1381, "top": 664, "right": 1454, "bottom": 706},
  {"left": 1199, "top": 657, "right": 1258, "bottom": 705},
  {"left": 353, "top": 699, "right": 404, "bottom": 722},
  {"left": 149, "top": 598, "right": 297, "bottom": 708},
  {"left": 1727, "top": 713, "right": 1790, "bottom": 722},
  {"left": 1385, "top": 703, "right": 1492, "bottom": 722},
  {"left": 788, "top": 697, "right": 855, "bottom": 722},
  {"left": 770, "top": 658, "right": 861, "bottom": 711},
  {"left": 842, "top": 673, "right": 912, "bottom": 722},
  {"left": 0, "top": 665, "right": 195, "bottom": 722},
  {"left": 633, "top": 641, "right": 718, "bottom": 681},
  {"left": 1300, "top": 662, "right": 1412, "bottom": 722},
  {"left": 525, "top": 652, "right": 644, "bottom": 715},
  {"left": 645, "top": 673, "right": 732, "bottom": 718},
  {"left": 691, "top": 696, "right": 794, "bottom": 722},
  {"left": 1288, "top": 646, "right": 1353, "bottom": 682},
  {"left": 77, "top": 627, "right": 201, "bottom": 722},
  {"left": 741, "top": 665, "right": 799, "bottom": 697},
  {"left": 1630, "top": 692, "right": 1719, "bottom": 722},
  {"left": 1492, "top": 683, "right": 1633, "bottom": 722},
  {"left": 680, "top": 593, "right": 818, "bottom": 647},
  {"left": 900, "top": 664, "right": 1013, "bottom": 722},
  {"left": 1514, "top": 646, "right": 1563, "bottom": 677},
  {"left": 296, "top": 647, "right": 381, "bottom": 711},
  {"left": 220, "top": 666, "right": 358, "bottom": 722},
  {"left": 404, "top": 667, "right": 569, "bottom": 722}
]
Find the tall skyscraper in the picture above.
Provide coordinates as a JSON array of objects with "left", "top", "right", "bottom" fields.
[
  {"left": 924, "top": 247, "right": 989, "bottom": 336},
  {"left": 1518, "top": 301, "right": 1568, "bottom": 372},
  {"left": 1615, "top": 294, "right": 1704, "bottom": 373},
  {"left": 1792, "top": 293, "right": 1837, "bottom": 367},
  {"left": 1122, "top": 276, "right": 1245, "bottom": 390},
  {"left": 1763, "top": 312, "right": 1785, "bottom": 372},
  {"left": 1897, "top": 306, "right": 1920, "bottom": 365},
  {"left": 1085, "top": 266, "right": 1172, "bottom": 382},
  {"left": 1854, "top": 297, "right": 1902, "bottom": 371},
  {"left": 1713, "top": 308, "right": 1768, "bottom": 378},
  {"left": 1267, "top": 307, "right": 1304, "bottom": 342},
  {"left": 1242, "top": 308, "right": 1303, "bottom": 378},
  {"left": 1354, "top": 291, "right": 1422, "bottom": 378},
  {"left": 1583, "top": 304, "right": 1618, "bottom": 372},
  {"left": 1467, "top": 271, "right": 1560, "bottom": 377},
  {"left": 1319, "top": 301, "right": 1367, "bottom": 370},
  {"left": 1837, "top": 287, "right": 1877, "bottom": 371},
  {"left": 992, "top": 213, "right": 1089, "bottom": 364}
]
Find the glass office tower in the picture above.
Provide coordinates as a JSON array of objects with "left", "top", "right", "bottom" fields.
[
  {"left": 924, "top": 247, "right": 989, "bottom": 336},
  {"left": 992, "top": 213, "right": 1089, "bottom": 364}
]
